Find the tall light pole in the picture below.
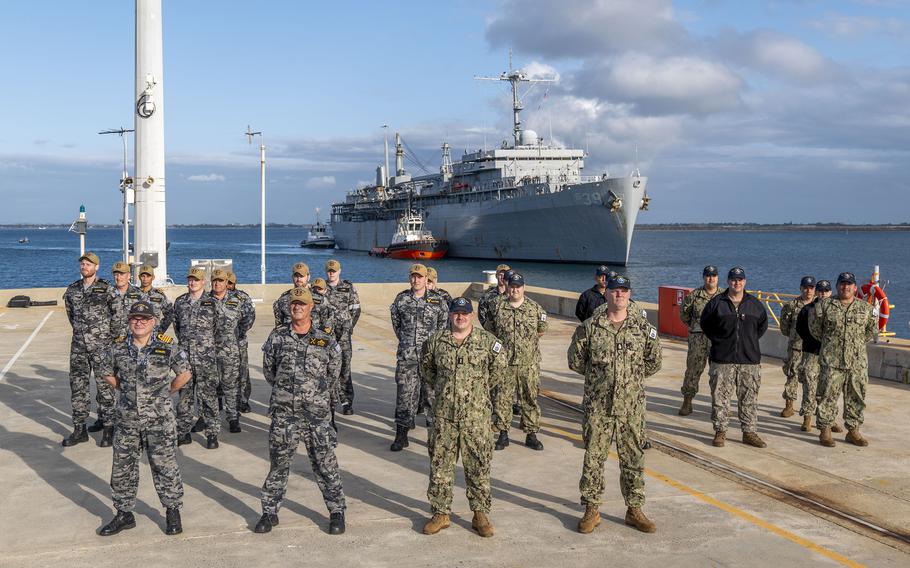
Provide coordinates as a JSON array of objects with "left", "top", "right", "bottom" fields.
[
  {"left": 246, "top": 126, "right": 266, "bottom": 286},
  {"left": 99, "top": 127, "right": 134, "bottom": 266}
]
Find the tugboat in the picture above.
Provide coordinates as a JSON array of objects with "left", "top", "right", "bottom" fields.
[
  {"left": 381, "top": 210, "right": 448, "bottom": 260},
  {"left": 300, "top": 208, "right": 336, "bottom": 249},
  {"left": 18, "top": 237, "right": 29, "bottom": 244}
]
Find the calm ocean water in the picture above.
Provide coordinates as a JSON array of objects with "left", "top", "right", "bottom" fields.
[{"left": 1, "top": 226, "right": 907, "bottom": 337}]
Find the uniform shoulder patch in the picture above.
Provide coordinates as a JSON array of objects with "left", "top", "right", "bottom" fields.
[
  {"left": 648, "top": 327, "right": 658, "bottom": 339},
  {"left": 156, "top": 333, "right": 174, "bottom": 344},
  {"left": 492, "top": 341, "right": 503, "bottom": 353},
  {"left": 540, "top": 312, "right": 548, "bottom": 321}
]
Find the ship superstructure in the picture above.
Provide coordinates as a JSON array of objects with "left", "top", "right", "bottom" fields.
[{"left": 331, "top": 59, "right": 650, "bottom": 265}]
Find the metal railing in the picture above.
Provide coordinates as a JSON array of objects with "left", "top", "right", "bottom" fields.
[{"left": 749, "top": 289, "right": 896, "bottom": 337}]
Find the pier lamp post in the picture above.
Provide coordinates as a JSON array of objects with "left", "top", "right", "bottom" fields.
[
  {"left": 99, "top": 127, "right": 135, "bottom": 267},
  {"left": 245, "top": 126, "right": 266, "bottom": 286}
]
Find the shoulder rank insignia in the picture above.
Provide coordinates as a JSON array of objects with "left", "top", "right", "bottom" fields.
[
  {"left": 323, "top": 326, "right": 333, "bottom": 334},
  {"left": 427, "top": 297, "right": 439, "bottom": 304},
  {"left": 226, "top": 300, "right": 238, "bottom": 307},
  {"left": 648, "top": 328, "right": 658, "bottom": 339},
  {"left": 150, "top": 297, "right": 162, "bottom": 303},
  {"left": 492, "top": 341, "right": 503, "bottom": 353},
  {"left": 156, "top": 333, "right": 174, "bottom": 344}
]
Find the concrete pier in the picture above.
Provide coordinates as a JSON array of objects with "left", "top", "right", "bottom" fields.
[{"left": 1, "top": 283, "right": 908, "bottom": 567}]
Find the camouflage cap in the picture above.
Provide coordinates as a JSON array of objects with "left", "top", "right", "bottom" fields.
[
  {"left": 836, "top": 271, "right": 856, "bottom": 285},
  {"left": 503, "top": 269, "right": 515, "bottom": 282},
  {"left": 595, "top": 265, "right": 611, "bottom": 276},
  {"left": 289, "top": 287, "right": 314, "bottom": 305},
  {"left": 728, "top": 266, "right": 746, "bottom": 280},
  {"left": 79, "top": 252, "right": 100, "bottom": 265},
  {"left": 325, "top": 259, "right": 341, "bottom": 272},
  {"left": 800, "top": 275, "right": 816, "bottom": 289},
  {"left": 111, "top": 261, "right": 130, "bottom": 274},
  {"left": 292, "top": 262, "right": 310, "bottom": 277},
  {"left": 426, "top": 267, "right": 438, "bottom": 280},
  {"left": 187, "top": 267, "right": 206, "bottom": 280},
  {"left": 138, "top": 264, "right": 155, "bottom": 277},
  {"left": 449, "top": 297, "right": 473, "bottom": 313},
  {"left": 227, "top": 271, "right": 237, "bottom": 284},
  {"left": 507, "top": 273, "right": 525, "bottom": 287},
  {"left": 496, "top": 263, "right": 511, "bottom": 273},
  {"left": 311, "top": 278, "right": 327, "bottom": 292},
  {"left": 128, "top": 300, "right": 156, "bottom": 319},
  {"left": 815, "top": 279, "right": 832, "bottom": 292},
  {"left": 211, "top": 268, "right": 228, "bottom": 281},
  {"left": 608, "top": 275, "right": 631, "bottom": 289},
  {"left": 410, "top": 263, "right": 428, "bottom": 277},
  {"left": 703, "top": 265, "right": 719, "bottom": 277}
]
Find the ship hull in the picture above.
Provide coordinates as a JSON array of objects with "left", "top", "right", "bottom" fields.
[
  {"left": 300, "top": 238, "right": 336, "bottom": 249},
  {"left": 333, "top": 177, "right": 646, "bottom": 265},
  {"left": 386, "top": 239, "right": 449, "bottom": 260}
]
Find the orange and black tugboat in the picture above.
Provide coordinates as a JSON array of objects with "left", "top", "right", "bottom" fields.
[{"left": 370, "top": 210, "right": 448, "bottom": 260}]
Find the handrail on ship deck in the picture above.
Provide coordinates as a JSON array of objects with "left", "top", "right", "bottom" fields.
[{"left": 748, "top": 289, "right": 896, "bottom": 338}]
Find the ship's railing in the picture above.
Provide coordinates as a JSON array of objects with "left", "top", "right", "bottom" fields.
[{"left": 748, "top": 290, "right": 799, "bottom": 326}]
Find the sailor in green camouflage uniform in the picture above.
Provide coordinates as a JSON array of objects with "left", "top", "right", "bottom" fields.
[
  {"left": 389, "top": 264, "right": 448, "bottom": 451},
  {"left": 477, "top": 263, "right": 510, "bottom": 328},
  {"left": 210, "top": 269, "right": 255, "bottom": 434},
  {"left": 568, "top": 275, "right": 661, "bottom": 534},
  {"left": 324, "top": 259, "right": 361, "bottom": 414},
  {"left": 778, "top": 276, "right": 816, "bottom": 418},
  {"left": 254, "top": 287, "right": 346, "bottom": 536},
  {"left": 173, "top": 267, "right": 221, "bottom": 448},
  {"left": 62, "top": 252, "right": 118, "bottom": 448},
  {"left": 227, "top": 271, "right": 256, "bottom": 413},
  {"left": 97, "top": 301, "right": 192, "bottom": 537},
  {"left": 811, "top": 272, "right": 877, "bottom": 448},
  {"left": 420, "top": 297, "right": 504, "bottom": 538},
  {"left": 677, "top": 265, "right": 720, "bottom": 416},
  {"left": 109, "top": 262, "right": 143, "bottom": 339},
  {"left": 137, "top": 265, "right": 174, "bottom": 333},
  {"left": 484, "top": 272, "right": 548, "bottom": 451},
  {"left": 795, "top": 279, "right": 832, "bottom": 432}
]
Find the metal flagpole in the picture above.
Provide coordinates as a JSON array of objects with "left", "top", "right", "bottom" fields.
[{"left": 246, "top": 126, "right": 266, "bottom": 286}]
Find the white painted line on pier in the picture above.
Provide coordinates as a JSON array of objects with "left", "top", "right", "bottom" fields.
[
  {"left": 0, "top": 312, "right": 6, "bottom": 319},
  {"left": 0, "top": 311, "right": 53, "bottom": 381}
]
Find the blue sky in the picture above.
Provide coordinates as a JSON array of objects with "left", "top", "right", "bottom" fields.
[{"left": 1, "top": 0, "right": 908, "bottom": 224}]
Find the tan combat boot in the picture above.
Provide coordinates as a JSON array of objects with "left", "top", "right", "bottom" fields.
[
  {"left": 831, "top": 424, "right": 844, "bottom": 433},
  {"left": 801, "top": 414, "right": 812, "bottom": 432},
  {"left": 577, "top": 505, "right": 601, "bottom": 534},
  {"left": 471, "top": 511, "right": 494, "bottom": 538},
  {"left": 742, "top": 432, "right": 767, "bottom": 448},
  {"left": 846, "top": 429, "right": 869, "bottom": 447},
  {"left": 423, "top": 513, "right": 451, "bottom": 535},
  {"left": 819, "top": 427, "right": 835, "bottom": 447},
  {"left": 678, "top": 396, "right": 693, "bottom": 416},
  {"left": 624, "top": 507, "right": 656, "bottom": 533},
  {"left": 712, "top": 431, "right": 725, "bottom": 447},
  {"left": 780, "top": 399, "right": 795, "bottom": 418}
]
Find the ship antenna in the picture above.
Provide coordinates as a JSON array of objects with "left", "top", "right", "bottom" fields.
[{"left": 475, "top": 49, "right": 556, "bottom": 146}]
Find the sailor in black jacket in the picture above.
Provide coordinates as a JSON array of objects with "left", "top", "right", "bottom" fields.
[
  {"left": 699, "top": 267, "right": 769, "bottom": 449},
  {"left": 575, "top": 266, "right": 616, "bottom": 321}
]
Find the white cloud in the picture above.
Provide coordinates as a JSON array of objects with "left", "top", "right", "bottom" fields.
[
  {"left": 186, "top": 173, "right": 225, "bottom": 182},
  {"left": 305, "top": 175, "right": 336, "bottom": 189},
  {"left": 811, "top": 13, "right": 909, "bottom": 38},
  {"left": 837, "top": 160, "right": 883, "bottom": 172},
  {"left": 715, "top": 30, "right": 842, "bottom": 85}
]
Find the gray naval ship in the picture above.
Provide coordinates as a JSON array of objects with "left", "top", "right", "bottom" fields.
[{"left": 331, "top": 62, "right": 650, "bottom": 265}]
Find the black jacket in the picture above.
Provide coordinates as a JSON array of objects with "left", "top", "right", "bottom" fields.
[
  {"left": 795, "top": 299, "right": 821, "bottom": 355},
  {"left": 700, "top": 290, "right": 768, "bottom": 364},
  {"left": 575, "top": 286, "right": 607, "bottom": 322}
]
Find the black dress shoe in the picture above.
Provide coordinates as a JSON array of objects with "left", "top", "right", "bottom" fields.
[
  {"left": 525, "top": 433, "right": 544, "bottom": 451},
  {"left": 229, "top": 420, "right": 241, "bottom": 433},
  {"left": 99, "top": 427, "right": 113, "bottom": 448},
  {"left": 87, "top": 417, "right": 105, "bottom": 433},
  {"left": 62, "top": 424, "right": 88, "bottom": 447},
  {"left": 206, "top": 434, "right": 219, "bottom": 449},
  {"left": 99, "top": 511, "right": 136, "bottom": 536},
  {"left": 177, "top": 433, "right": 192, "bottom": 446},
  {"left": 494, "top": 431, "right": 509, "bottom": 451},
  {"left": 341, "top": 404, "right": 353, "bottom": 416},
  {"left": 191, "top": 417, "right": 206, "bottom": 433},
  {"left": 328, "top": 511, "right": 345, "bottom": 535},
  {"left": 165, "top": 507, "right": 182, "bottom": 535},
  {"left": 239, "top": 401, "right": 252, "bottom": 414},
  {"left": 254, "top": 513, "right": 278, "bottom": 533}
]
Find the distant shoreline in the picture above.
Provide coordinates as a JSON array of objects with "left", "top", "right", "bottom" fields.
[{"left": 2, "top": 222, "right": 908, "bottom": 232}]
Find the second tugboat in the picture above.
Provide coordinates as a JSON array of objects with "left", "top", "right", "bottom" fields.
[
  {"left": 372, "top": 210, "right": 448, "bottom": 260},
  {"left": 300, "top": 208, "right": 336, "bottom": 249}
]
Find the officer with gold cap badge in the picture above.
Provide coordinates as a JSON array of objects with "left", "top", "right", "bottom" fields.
[
  {"left": 109, "top": 261, "right": 143, "bottom": 340},
  {"left": 324, "top": 259, "right": 361, "bottom": 415},
  {"left": 226, "top": 271, "right": 256, "bottom": 413}
]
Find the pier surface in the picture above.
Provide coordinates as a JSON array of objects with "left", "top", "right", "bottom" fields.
[{"left": 1, "top": 284, "right": 908, "bottom": 567}]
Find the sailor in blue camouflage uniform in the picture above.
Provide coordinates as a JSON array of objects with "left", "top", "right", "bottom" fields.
[
  {"left": 426, "top": 267, "right": 453, "bottom": 308},
  {"left": 310, "top": 277, "right": 337, "bottom": 335},
  {"left": 173, "top": 267, "right": 221, "bottom": 448},
  {"left": 62, "top": 252, "right": 118, "bottom": 448},
  {"left": 227, "top": 271, "right": 256, "bottom": 413},
  {"left": 254, "top": 287, "right": 346, "bottom": 536},
  {"left": 389, "top": 264, "right": 449, "bottom": 451},
  {"left": 209, "top": 268, "right": 255, "bottom": 433},
  {"left": 137, "top": 265, "right": 174, "bottom": 333},
  {"left": 273, "top": 262, "right": 312, "bottom": 327},
  {"left": 109, "top": 261, "right": 143, "bottom": 339},
  {"left": 97, "top": 301, "right": 192, "bottom": 537},
  {"left": 324, "top": 259, "right": 361, "bottom": 415}
]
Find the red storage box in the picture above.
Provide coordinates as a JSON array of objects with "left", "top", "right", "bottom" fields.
[{"left": 658, "top": 286, "right": 693, "bottom": 338}]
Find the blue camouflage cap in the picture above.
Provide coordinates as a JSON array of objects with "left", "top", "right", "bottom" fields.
[
  {"left": 703, "top": 265, "right": 718, "bottom": 277},
  {"left": 128, "top": 300, "right": 155, "bottom": 319},
  {"left": 595, "top": 265, "right": 611, "bottom": 276},
  {"left": 815, "top": 279, "right": 831, "bottom": 292},
  {"left": 728, "top": 266, "right": 746, "bottom": 280},
  {"left": 607, "top": 275, "right": 631, "bottom": 290},
  {"left": 800, "top": 276, "right": 816, "bottom": 288},
  {"left": 449, "top": 297, "right": 473, "bottom": 313},
  {"left": 507, "top": 273, "right": 525, "bottom": 287}
]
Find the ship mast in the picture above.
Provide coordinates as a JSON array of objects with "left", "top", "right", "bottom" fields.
[{"left": 475, "top": 49, "right": 556, "bottom": 146}]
